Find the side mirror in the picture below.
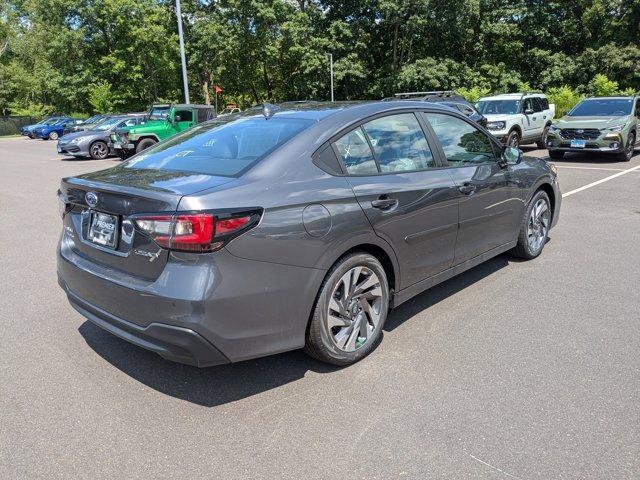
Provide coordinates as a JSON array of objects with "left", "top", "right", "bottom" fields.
[
  {"left": 524, "top": 108, "right": 534, "bottom": 115},
  {"left": 502, "top": 146, "right": 522, "bottom": 166}
]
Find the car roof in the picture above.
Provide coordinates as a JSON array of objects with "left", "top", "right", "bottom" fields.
[
  {"left": 582, "top": 96, "right": 636, "bottom": 100},
  {"left": 228, "top": 100, "right": 458, "bottom": 122},
  {"left": 479, "top": 92, "right": 547, "bottom": 101}
]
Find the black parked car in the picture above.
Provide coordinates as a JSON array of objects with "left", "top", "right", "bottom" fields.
[
  {"left": 386, "top": 91, "right": 488, "bottom": 127},
  {"left": 58, "top": 101, "right": 560, "bottom": 367}
]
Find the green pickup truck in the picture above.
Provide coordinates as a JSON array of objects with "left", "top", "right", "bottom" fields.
[
  {"left": 546, "top": 95, "right": 639, "bottom": 161},
  {"left": 110, "top": 103, "right": 215, "bottom": 159}
]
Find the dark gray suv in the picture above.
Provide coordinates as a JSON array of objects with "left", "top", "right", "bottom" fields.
[{"left": 57, "top": 102, "right": 561, "bottom": 366}]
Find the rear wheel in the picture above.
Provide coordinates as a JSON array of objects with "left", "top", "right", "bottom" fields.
[
  {"left": 89, "top": 141, "right": 109, "bottom": 160},
  {"left": 536, "top": 125, "right": 550, "bottom": 149},
  {"left": 511, "top": 190, "right": 551, "bottom": 260},
  {"left": 548, "top": 150, "right": 564, "bottom": 160},
  {"left": 135, "top": 138, "right": 156, "bottom": 153},
  {"left": 48, "top": 131, "right": 59, "bottom": 141},
  {"left": 304, "top": 252, "right": 389, "bottom": 366},
  {"left": 506, "top": 129, "right": 520, "bottom": 148},
  {"left": 617, "top": 132, "right": 635, "bottom": 162}
]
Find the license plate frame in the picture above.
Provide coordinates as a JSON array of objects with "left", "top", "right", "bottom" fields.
[
  {"left": 87, "top": 211, "right": 119, "bottom": 249},
  {"left": 570, "top": 139, "right": 586, "bottom": 148},
  {"left": 113, "top": 142, "right": 122, "bottom": 149}
]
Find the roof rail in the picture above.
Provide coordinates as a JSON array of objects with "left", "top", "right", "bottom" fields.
[{"left": 394, "top": 91, "right": 456, "bottom": 98}]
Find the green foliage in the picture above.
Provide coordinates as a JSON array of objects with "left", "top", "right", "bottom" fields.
[
  {"left": 88, "top": 80, "right": 115, "bottom": 113},
  {"left": 457, "top": 86, "right": 491, "bottom": 103},
  {"left": 546, "top": 86, "right": 585, "bottom": 118},
  {"left": 587, "top": 74, "right": 620, "bottom": 96},
  {"left": 1, "top": 0, "right": 639, "bottom": 113}
]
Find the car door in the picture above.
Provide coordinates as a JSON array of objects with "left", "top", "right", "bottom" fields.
[
  {"left": 423, "top": 112, "right": 522, "bottom": 265},
  {"left": 334, "top": 112, "right": 459, "bottom": 287},
  {"left": 173, "top": 109, "right": 195, "bottom": 132},
  {"left": 521, "top": 98, "right": 539, "bottom": 140}
]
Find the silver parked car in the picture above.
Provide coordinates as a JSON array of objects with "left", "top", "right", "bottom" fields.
[
  {"left": 57, "top": 114, "right": 147, "bottom": 159},
  {"left": 57, "top": 102, "right": 561, "bottom": 366}
]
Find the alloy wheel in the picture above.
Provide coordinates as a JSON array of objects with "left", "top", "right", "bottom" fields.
[
  {"left": 509, "top": 133, "right": 519, "bottom": 148},
  {"left": 326, "top": 266, "right": 383, "bottom": 352},
  {"left": 626, "top": 134, "right": 635, "bottom": 160},
  {"left": 527, "top": 198, "right": 550, "bottom": 253},
  {"left": 91, "top": 142, "right": 108, "bottom": 159}
]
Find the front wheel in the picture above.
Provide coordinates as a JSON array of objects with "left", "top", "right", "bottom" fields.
[
  {"left": 506, "top": 130, "right": 520, "bottom": 148},
  {"left": 115, "top": 150, "right": 132, "bottom": 160},
  {"left": 135, "top": 138, "right": 156, "bottom": 153},
  {"left": 617, "top": 132, "right": 635, "bottom": 162},
  {"left": 304, "top": 253, "right": 389, "bottom": 366},
  {"left": 48, "top": 131, "right": 59, "bottom": 141},
  {"left": 89, "top": 141, "right": 109, "bottom": 159},
  {"left": 510, "top": 190, "right": 551, "bottom": 259}
]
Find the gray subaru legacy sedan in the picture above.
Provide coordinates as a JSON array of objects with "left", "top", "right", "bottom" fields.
[{"left": 57, "top": 101, "right": 561, "bottom": 367}]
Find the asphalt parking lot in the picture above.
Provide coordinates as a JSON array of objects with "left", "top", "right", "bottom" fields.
[{"left": 1, "top": 137, "right": 639, "bottom": 479}]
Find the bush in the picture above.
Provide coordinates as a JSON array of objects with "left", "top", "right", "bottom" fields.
[
  {"left": 546, "top": 86, "right": 584, "bottom": 117},
  {"left": 88, "top": 80, "right": 115, "bottom": 113},
  {"left": 587, "top": 74, "right": 619, "bottom": 96},
  {"left": 457, "top": 86, "right": 491, "bottom": 102}
]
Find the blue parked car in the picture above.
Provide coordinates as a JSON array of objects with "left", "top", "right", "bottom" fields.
[
  {"left": 20, "top": 117, "right": 64, "bottom": 138},
  {"left": 32, "top": 117, "right": 77, "bottom": 140}
]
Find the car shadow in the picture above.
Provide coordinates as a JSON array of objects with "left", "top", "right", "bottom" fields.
[{"left": 79, "top": 252, "right": 514, "bottom": 407}]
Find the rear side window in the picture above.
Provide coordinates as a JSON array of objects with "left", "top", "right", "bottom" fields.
[
  {"left": 361, "top": 113, "right": 436, "bottom": 172},
  {"left": 335, "top": 128, "right": 378, "bottom": 175},
  {"left": 197, "top": 109, "right": 211, "bottom": 123},
  {"left": 539, "top": 97, "right": 549, "bottom": 110},
  {"left": 175, "top": 110, "right": 193, "bottom": 122},
  {"left": 425, "top": 113, "right": 498, "bottom": 166},
  {"left": 531, "top": 98, "right": 543, "bottom": 112},
  {"left": 124, "top": 116, "right": 314, "bottom": 177}
]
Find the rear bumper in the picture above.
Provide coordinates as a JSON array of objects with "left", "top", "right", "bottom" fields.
[
  {"left": 57, "top": 234, "right": 326, "bottom": 366},
  {"left": 59, "top": 277, "right": 230, "bottom": 367}
]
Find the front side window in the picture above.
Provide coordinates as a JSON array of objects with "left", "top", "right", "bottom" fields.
[
  {"left": 124, "top": 116, "right": 314, "bottom": 177},
  {"left": 425, "top": 113, "right": 498, "bottom": 166},
  {"left": 334, "top": 128, "right": 378, "bottom": 175},
  {"left": 362, "top": 113, "right": 436, "bottom": 172}
]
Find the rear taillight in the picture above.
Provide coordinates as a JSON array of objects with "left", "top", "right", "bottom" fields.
[{"left": 134, "top": 211, "right": 260, "bottom": 252}]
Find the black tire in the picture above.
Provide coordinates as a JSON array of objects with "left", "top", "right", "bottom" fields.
[
  {"left": 506, "top": 129, "right": 520, "bottom": 148},
  {"left": 617, "top": 132, "right": 635, "bottom": 162},
  {"left": 548, "top": 150, "right": 564, "bottom": 160},
  {"left": 510, "top": 190, "right": 551, "bottom": 260},
  {"left": 536, "top": 125, "right": 550, "bottom": 149},
  {"left": 89, "top": 140, "right": 109, "bottom": 160},
  {"left": 135, "top": 138, "right": 156, "bottom": 153},
  {"left": 114, "top": 150, "right": 132, "bottom": 160},
  {"left": 304, "top": 252, "right": 390, "bottom": 366},
  {"left": 48, "top": 131, "right": 59, "bottom": 141}
]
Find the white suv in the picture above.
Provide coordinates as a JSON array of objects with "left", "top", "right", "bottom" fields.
[{"left": 476, "top": 93, "right": 555, "bottom": 148}]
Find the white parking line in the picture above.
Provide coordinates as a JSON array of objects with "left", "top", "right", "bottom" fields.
[
  {"left": 562, "top": 164, "right": 640, "bottom": 197},
  {"left": 556, "top": 166, "right": 628, "bottom": 172}
]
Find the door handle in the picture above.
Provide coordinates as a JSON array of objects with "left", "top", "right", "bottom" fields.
[
  {"left": 458, "top": 183, "right": 476, "bottom": 195},
  {"left": 371, "top": 196, "right": 398, "bottom": 210}
]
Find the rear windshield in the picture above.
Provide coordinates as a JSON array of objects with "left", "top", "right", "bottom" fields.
[
  {"left": 569, "top": 98, "right": 633, "bottom": 116},
  {"left": 123, "top": 116, "right": 314, "bottom": 177}
]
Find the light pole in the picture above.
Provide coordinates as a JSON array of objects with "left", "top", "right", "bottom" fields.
[
  {"left": 328, "top": 53, "right": 334, "bottom": 102},
  {"left": 176, "top": 0, "right": 189, "bottom": 104}
]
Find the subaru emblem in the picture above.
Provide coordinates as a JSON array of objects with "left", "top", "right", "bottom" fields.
[
  {"left": 85, "top": 191, "right": 98, "bottom": 207},
  {"left": 576, "top": 129, "right": 584, "bottom": 134}
]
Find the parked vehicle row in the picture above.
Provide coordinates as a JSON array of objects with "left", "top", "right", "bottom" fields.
[
  {"left": 57, "top": 100, "right": 561, "bottom": 367},
  {"left": 21, "top": 116, "right": 80, "bottom": 140}
]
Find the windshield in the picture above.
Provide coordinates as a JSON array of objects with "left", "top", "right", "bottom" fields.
[
  {"left": 569, "top": 98, "right": 633, "bottom": 117},
  {"left": 44, "top": 118, "right": 61, "bottom": 125},
  {"left": 148, "top": 106, "right": 170, "bottom": 120},
  {"left": 93, "top": 117, "right": 123, "bottom": 131},
  {"left": 123, "top": 116, "right": 314, "bottom": 177},
  {"left": 476, "top": 100, "right": 521, "bottom": 115},
  {"left": 84, "top": 115, "right": 102, "bottom": 124}
]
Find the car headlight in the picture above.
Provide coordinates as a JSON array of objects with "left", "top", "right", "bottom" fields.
[
  {"left": 486, "top": 121, "right": 506, "bottom": 131},
  {"left": 548, "top": 163, "right": 557, "bottom": 175},
  {"left": 548, "top": 125, "right": 559, "bottom": 132},
  {"left": 69, "top": 137, "right": 87, "bottom": 144},
  {"left": 607, "top": 124, "right": 625, "bottom": 132}
]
